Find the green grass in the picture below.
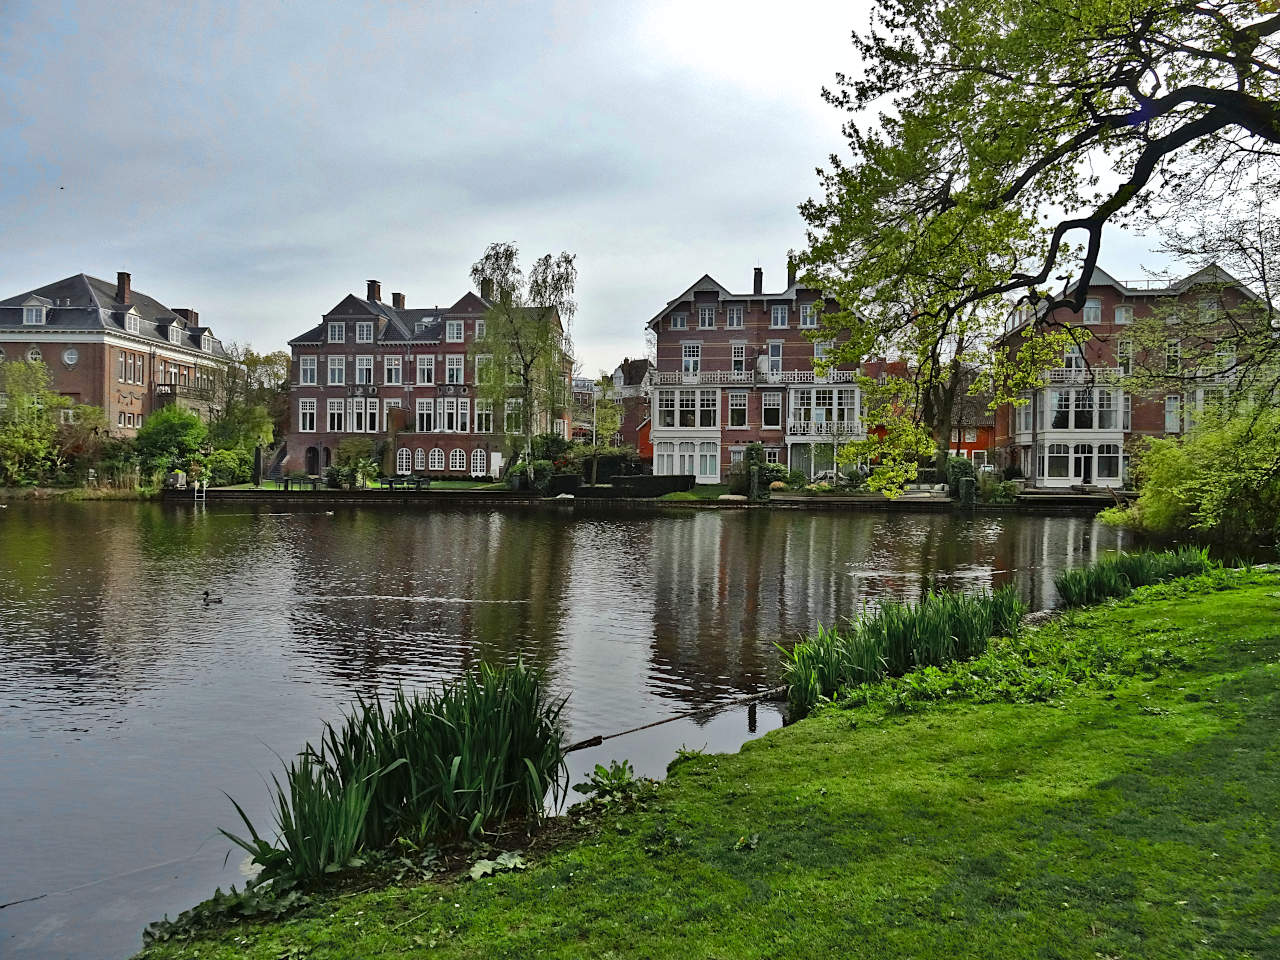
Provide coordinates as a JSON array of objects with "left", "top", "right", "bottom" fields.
[
  {"left": 220, "top": 662, "right": 567, "bottom": 886},
  {"left": 658, "top": 483, "right": 732, "bottom": 501},
  {"left": 781, "top": 587, "right": 1026, "bottom": 715},
  {"left": 1054, "top": 546, "right": 1214, "bottom": 607},
  {"left": 138, "top": 570, "right": 1280, "bottom": 958}
]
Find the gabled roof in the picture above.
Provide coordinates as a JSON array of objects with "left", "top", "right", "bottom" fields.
[
  {"left": 614, "top": 357, "right": 651, "bottom": 386},
  {"left": 0, "top": 273, "right": 228, "bottom": 359},
  {"left": 647, "top": 272, "right": 811, "bottom": 329}
]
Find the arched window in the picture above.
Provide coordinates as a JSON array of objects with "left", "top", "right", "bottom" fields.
[
  {"left": 1097, "top": 443, "right": 1121, "bottom": 480},
  {"left": 413, "top": 448, "right": 426, "bottom": 471},
  {"left": 429, "top": 447, "right": 445, "bottom": 471},
  {"left": 395, "top": 447, "right": 412, "bottom": 475},
  {"left": 450, "top": 448, "right": 467, "bottom": 472},
  {"left": 1046, "top": 443, "right": 1070, "bottom": 478},
  {"left": 471, "top": 448, "right": 487, "bottom": 476}
]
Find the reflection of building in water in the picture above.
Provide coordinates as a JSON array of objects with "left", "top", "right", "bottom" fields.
[{"left": 283, "top": 509, "right": 572, "bottom": 700}]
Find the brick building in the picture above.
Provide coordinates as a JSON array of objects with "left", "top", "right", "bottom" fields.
[
  {"left": 993, "top": 265, "right": 1251, "bottom": 488},
  {"left": 609, "top": 357, "right": 651, "bottom": 451},
  {"left": 283, "top": 279, "right": 569, "bottom": 477},
  {"left": 0, "top": 272, "right": 230, "bottom": 434},
  {"left": 647, "top": 264, "right": 882, "bottom": 483}
]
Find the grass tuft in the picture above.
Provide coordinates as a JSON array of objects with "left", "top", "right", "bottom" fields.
[{"left": 1053, "top": 546, "right": 1214, "bottom": 607}]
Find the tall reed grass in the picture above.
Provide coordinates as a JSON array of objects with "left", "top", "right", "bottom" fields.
[
  {"left": 223, "top": 660, "right": 567, "bottom": 884},
  {"left": 1053, "top": 546, "right": 1214, "bottom": 607},
  {"left": 781, "top": 587, "right": 1026, "bottom": 716}
]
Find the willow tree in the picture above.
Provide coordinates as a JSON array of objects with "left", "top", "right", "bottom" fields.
[
  {"left": 799, "top": 0, "right": 1280, "bottom": 478},
  {"left": 470, "top": 243, "right": 577, "bottom": 480}
]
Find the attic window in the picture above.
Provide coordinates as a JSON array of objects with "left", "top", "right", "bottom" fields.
[
  {"left": 201, "top": 333, "right": 213, "bottom": 352},
  {"left": 169, "top": 325, "right": 182, "bottom": 345},
  {"left": 126, "top": 314, "right": 141, "bottom": 334},
  {"left": 22, "top": 306, "right": 45, "bottom": 325},
  {"left": 415, "top": 321, "right": 429, "bottom": 335}
]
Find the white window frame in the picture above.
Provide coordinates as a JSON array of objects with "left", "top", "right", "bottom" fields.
[
  {"left": 1117, "top": 339, "right": 1132, "bottom": 375},
  {"left": 446, "top": 354, "right": 465, "bottom": 384},
  {"left": 471, "top": 449, "right": 487, "bottom": 476},
  {"left": 327, "top": 398, "right": 345, "bottom": 432},
  {"left": 475, "top": 399, "right": 493, "bottom": 433},
  {"left": 768, "top": 342, "right": 783, "bottom": 374},
  {"left": 726, "top": 305, "right": 743, "bottom": 329},
  {"left": 504, "top": 398, "right": 522, "bottom": 434},
  {"left": 396, "top": 448, "right": 412, "bottom": 475},
  {"left": 799, "top": 304, "right": 817, "bottom": 328},
  {"left": 1083, "top": 298, "right": 1102, "bottom": 324},
  {"left": 429, "top": 447, "right": 445, "bottom": 471},
  {"left": 299, "top": 398, "right": 317, "bottom": 432},
  {"left": 450, "top": 448, "right": 467, "bottom": 472},
  {"left": 355, "top": 355, "right": 374, "bottom": 384},
  {"left": 299, "top": 356, "right": 317, "bottom": 385},
  {"left": 417, "top": 355, "right": 434, "bottom": 384},
  {"left": 328, "top": 355, "right": 346, "bottom": 385},
  {"left": 384, "top": 356, "right": 402, "bottom": 385},
  {"left": 657, "top": 389, "right": 675, "bottom": 428},
  {"left": 476, "top": 317, "right": 486, "bottom": 340},
  {"left": 762, "top": 392, "right": 782, "bottom": 429},
  {"left": 355, "top": 321, "right": 374, "bottom": 343},
  {"left": 682, "top": 343, "right": 701, "bottom": 376},
  {"left": 728, "top": 390, "right": 748, "bottom": 428},
  {"left": 731, "top": 344, "right": 746, "bottom": 373},
  {"left": 126, "top": 314, "right": 140, "bottom": 334},
  {"left": 413, "top": 448, "right": 426, "bottom": 471},
  {"left": 1164, "top": 395, "right": 1182, "bottom": 433},
  {"left": 328, "top": 322, "right": 344, "bottom": 343},
  {"left": 698, "top": 389, "right": 718, "bottom": 428},
  {"left": 446, "top": 319, "right": 464, "bottom": 343},
  {"left": 698, "top": 306, "right": 716, "bottom": 329},
  {"left": 22, "top": 305, "right": 45, "bottom": 325},
  {"left": 169, "top": 326, "right": 182, "bottom": 345},
  {"left": 1114, "top": 304, "right": 1133, "bottom": 325},
  {"left": 670, "top": 312, "right": 687, "bottom": 330},
  {"left": 770, "top": 305, "right": 789, "bottom": 328},
  {"left": 416, "top": 398, "right": 433, "bottom": 432}
]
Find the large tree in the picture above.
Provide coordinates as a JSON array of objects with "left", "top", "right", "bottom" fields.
[
  {"left": 470, "top": 243, "right": 577, "bottom": 480},
  {"left": 799, "top": 0, "right": 1280, "bottom": 473}
]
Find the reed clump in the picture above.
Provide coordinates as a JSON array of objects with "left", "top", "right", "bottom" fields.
[
  {"left": 1053, "top": 546, "right": 1215, "bottom": 608},
  {"left": 223, "top": 660, "right": 567, "bottom": 884},
  {"left": 781, "top": 587, "right": 1026, "bottom": 716}
]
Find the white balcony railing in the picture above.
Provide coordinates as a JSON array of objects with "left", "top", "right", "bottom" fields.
[
  {"left": 1043, "top": 366, "right": 1125, "bottom": 384},
  {"left": 786, "top": 419, "right": 863, "bottom": 437},
  {"left": 654, "top": 369, "right": 857, "bottom": 386}
]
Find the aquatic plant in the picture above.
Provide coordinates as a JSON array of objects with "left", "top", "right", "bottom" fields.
[
  {"left": 1054, "top": 546, "right": 1214, "bottom": 608},
  {"left": 781, "top": 587, "right": 1026, "bottom": 716},
  {"left": 222, "top": 660, "right": 567, "bottom": 883}
]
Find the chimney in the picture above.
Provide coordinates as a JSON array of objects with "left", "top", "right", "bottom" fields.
[
  {"left": 116, "top": 271, "right": 131, "bottom": 305},
  {"left": 173, "top": 308, "right": 199, "bottom": 325},
  {"left": 753, "top": 267, "right": 763, "bottom": 296},
  {"left": 392, "top": 292, "right": 405, "bottom": 311},
  {"left": 481, "top": 277, "right": 494, "bottom": 302},
  {"left": 787, "top": 260, "right": 797, "bottom": 289},
  {"left": 367, "top": 280, "right": 381, "bottom": 302}
]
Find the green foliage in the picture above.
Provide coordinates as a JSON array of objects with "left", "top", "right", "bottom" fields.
[
  {"left": 530, "top": 459, "right": 554, "bottom": 493},
  {"left": 221, "top": 661, "right": 567, "bottom": 885},
  {"left": 0, "top": 360, "right": 71, "bottom": 485},
  {"left": 1053, "top": 547, "right": 1215, "bottom": 608},
  {"left": 201, "top": 448, "right": 252, "bottom": 487},
  {"left": 531, "top": 432, "right": 573, "bottom": 462},
  {"left": 135, "top": 405, "right": 207, "bottom": 473},
  {"left": 781, "top": 587, "right": 1026, "bottom": 716},
  {"left": 945, "top": 456, "right": 976, "bottom": 492},
  {"left": 1099, "top": 403, "right": 1280, "bottom": 541},
  {"left": 572, "top": 759, "right": 642, "bottom": 806},
  {"left": 332, "top": 437, "right": 379, "bottom": 488},
  {"left": 142, "top": 880, "right": 309, "bottom": 945},
  {"left": 209, "top": 402, "right": 273, "bottom": 451},
  {"left": 978, "top": 474, "right": 1017, "bottom": 504}
]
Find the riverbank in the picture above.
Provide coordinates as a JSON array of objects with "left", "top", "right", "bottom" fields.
[
  {"left": 0, "top": 486, "right": 156, "bottom": 500},
  {"left": 158, "top": 486, "right": 1120, "bottom": 515},
  {"left": 136, "top": 568, "right": 1279, "bottom": 959}
]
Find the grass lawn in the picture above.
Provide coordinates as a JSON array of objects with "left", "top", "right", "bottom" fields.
[
  {"left": 658, "top": 483, "right": 732, "bottom": 501},
  {"left": 139, "top": 571, "right": 1280, "bottom": 959}
]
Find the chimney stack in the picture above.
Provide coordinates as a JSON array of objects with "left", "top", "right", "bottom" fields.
[
  {"left": 753, "top": 267, "right": 763, "bottom": 296},
  {"left": 173, "top": 308, "right": 199, "bottom": 325},
  {"left": 480, "top": 277, "right": 494, "bottom": 302},
  {"left": 367, "top": 280, "right": 381, "bottom": 302},
  {"left": 787, "top": 260, "right": 797, "bottom": 289},
  {"left": 392, "top": 292, "right": 405, "bottom": 311},
  {"left": 116, "top": 271, "right": 131, "bottom": 305}
]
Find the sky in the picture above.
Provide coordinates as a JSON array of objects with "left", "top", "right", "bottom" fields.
[{"left": 0, "top": 0, "right": 1177, "bottom": 376}]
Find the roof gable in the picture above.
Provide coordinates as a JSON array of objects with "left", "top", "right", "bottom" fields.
[{"left": 324, "top": 294, "right": 380, "bottom": 318}]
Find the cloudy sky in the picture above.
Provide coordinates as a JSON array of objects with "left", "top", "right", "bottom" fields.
[{"left": 1, "top": 0, "right": 1174, "bottom": 375}]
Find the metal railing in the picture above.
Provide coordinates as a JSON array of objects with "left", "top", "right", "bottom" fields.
[
  {"left": 785, "top": 420, "right": 864, "bottom": 437},
  {"left": 654, "top": 369, "right": 857, "bottom": 386}
]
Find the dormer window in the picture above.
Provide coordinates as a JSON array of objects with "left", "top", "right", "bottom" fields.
[
  {"left": 201, "top": 333, "right": 213, "bottom": 352},
  {"left": 169, "top": 325, "right": 182, "bottom": 345},
  {"left": 126, "top": 314, "right": 141, "bottom": 335},
  {"left": 22, "top": 306, "right": 45, "bottom": 325},
  {"left": 416, "top": 321, "right": 429, "bottom": 335}
]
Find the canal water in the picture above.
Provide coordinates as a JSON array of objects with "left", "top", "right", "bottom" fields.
[{"left": 0, "top": 501, "right": 1130, "bottom": 958}]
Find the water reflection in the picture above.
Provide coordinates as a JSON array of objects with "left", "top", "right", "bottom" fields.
[{"left": 0, "top": 501, "right": 1129, "bottom": 959}]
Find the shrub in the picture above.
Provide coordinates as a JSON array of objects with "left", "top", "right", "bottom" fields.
[
  {"left": 786, "top": 469, "right": 807, "bottom": 487},
  {"left": 134, "top": 405, "right": 207, "bottom": 473},
  {"left": 222, "top": 661, "right": 567, "bottom": 884},
  {"left": 203, "top": 448, "right": 252, "bottom": 487},
  {"left": 945, "top": 455, "right": 976, "bottom": 492},
  {"left": 781, "top": 587, "right": 1026, "bottom": 716},
  {"left": 531, "top": 432, "right": 574, "bottom": 462},
  {"left": 531, "top": 459, "right": 554, "bottom": 493},
  {"left": 769, "top": 479, "right": 788, "bottom": 491},
  {"left": 1053, "top": 547, "right": 1215, "bottom": 608},
  {"left": 978, "top": 474, "right": 1017, "bottom": 504}
]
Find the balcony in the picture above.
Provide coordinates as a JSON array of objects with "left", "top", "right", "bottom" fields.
[
  {"left": 786, "top": 419, "right": 864, "bottom": 438},
  {"left": 655, "top": 369, "right": 857, "bottom": 386},
  {"left": 1042, "top": 366, "right": 1124, "bottom": 384}
]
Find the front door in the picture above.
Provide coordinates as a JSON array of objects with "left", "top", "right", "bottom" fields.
[{"left": 1074, "top": 443, "right": 1093, "bottom": 484}]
